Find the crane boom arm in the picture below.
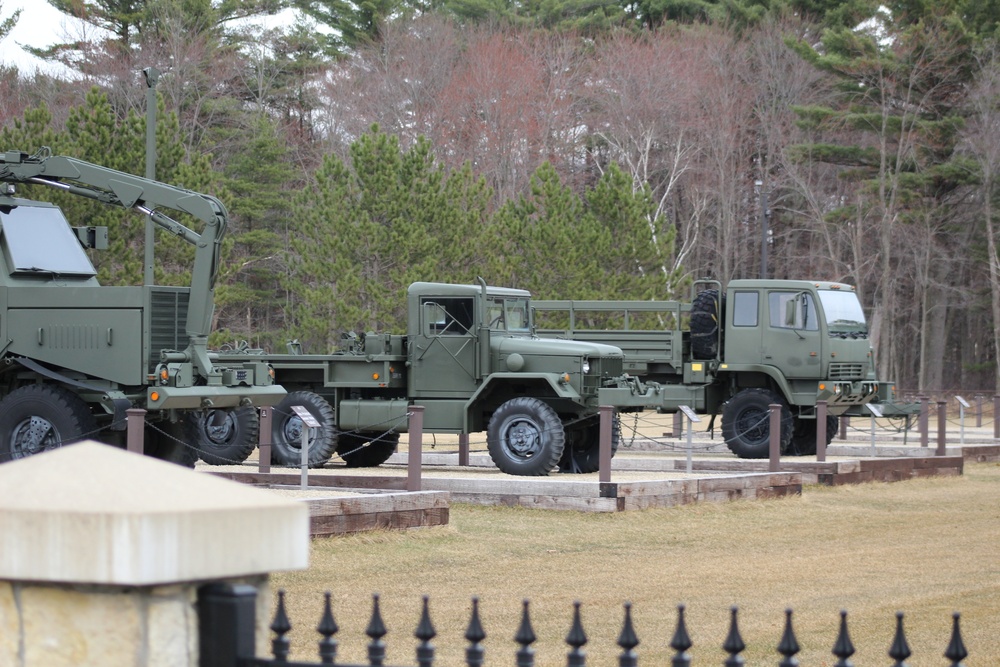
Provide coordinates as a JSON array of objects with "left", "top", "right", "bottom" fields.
[{"left": 0, "top": 148, "right": 226, "bottom": 338}]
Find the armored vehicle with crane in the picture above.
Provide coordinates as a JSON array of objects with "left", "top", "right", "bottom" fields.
[{"left": 0, "top": 148, "right": 284, "bottom": 464}]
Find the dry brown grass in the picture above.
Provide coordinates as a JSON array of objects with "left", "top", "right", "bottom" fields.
[{"left": 271, "top": 463, "right": 1000, "bottom": 666}]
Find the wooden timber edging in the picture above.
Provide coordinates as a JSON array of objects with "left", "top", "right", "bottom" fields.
[
  {"left": 210, "top": 470, "right": 801, "bottom": 514},
  {"left": 206, "top": 474, "right": 450, "bottom": 536},
  {"left": 387, "top": 450, "right": 965, "bottom": 486},
  {"left": 305, "top": 491, "right": 451, "bottom": 537},
  {"left": 647, "top": 455, "right": 966, "bottom": 485},
  {"left": 960, "top": 444, "right": 1000, "bottom": 462}
]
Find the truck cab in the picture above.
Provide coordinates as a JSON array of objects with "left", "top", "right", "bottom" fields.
[
  {"left": 721, "top": 280, "right": 879, "bottom": 410},
  {"left": 406, "top": 281, "right": 625, "bottom": 423}
]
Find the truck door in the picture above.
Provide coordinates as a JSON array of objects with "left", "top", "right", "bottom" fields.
[
  {"left": 723, "top": 289, "right": 763, "bottom": 364},
  {"left": 410, "top": 296, "right": 480, "bottom": 397},
  {"left": 762, "top": 290, "right": 822, "bottom": 379}
]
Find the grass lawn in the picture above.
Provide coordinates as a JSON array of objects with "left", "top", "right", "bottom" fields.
[{"left": 271, "top": 462, "right": 1000, "bottom": 666}]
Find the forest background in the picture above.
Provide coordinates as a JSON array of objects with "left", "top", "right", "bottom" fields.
[{"left": 1, "top": 0, "right": 999, "bottom": 394}]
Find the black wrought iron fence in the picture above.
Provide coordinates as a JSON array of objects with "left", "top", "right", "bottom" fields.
[{"left": 197, "top": 584, "right": 970, "bottom": 667}]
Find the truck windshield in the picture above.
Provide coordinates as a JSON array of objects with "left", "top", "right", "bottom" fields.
[
  {"left": 486, "top": 297, "right": 531, "bottom": 333},
  {"left": 0, "top": 205, "right": 97, "bottom": 277},
  {"left": 818, "top": 291, "right": 868, "bottom": 334}
]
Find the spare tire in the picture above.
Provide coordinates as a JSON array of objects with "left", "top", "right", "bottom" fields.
[{"left": 690, "top": 288, "right": 725, "bottom": 359}]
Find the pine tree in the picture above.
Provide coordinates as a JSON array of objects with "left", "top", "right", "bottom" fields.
[{"left": 789, "top": 11, "right": 977, "bottom": 388}]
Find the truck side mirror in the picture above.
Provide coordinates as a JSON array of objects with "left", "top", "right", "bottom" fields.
[
  {"left": 74, "top": 226, "right": 108, "bottom": 250},
  {"left": 784, "top": 295, "right": 799, "bottom": 327}
]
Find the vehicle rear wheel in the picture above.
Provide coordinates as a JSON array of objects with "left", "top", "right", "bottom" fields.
[
  {"left": 721, "top": 388, "right": 792, "bottom": 459},
  {"left": 336, "top": 431, "right": 400, "bottom": 467},
  {"left": 487, "top": 397, "right": 564, "bottom": 476},
  {"left": 789, "top": 415, "right": 839, "bottom": 456},
  {"left": 270, "top": 391, "right": 338, "bottom": 467},
  {"left": 186, "top": 407, "right": 259, "bottom": 465},
  {"left": 0, "top": 384, "right": 97, "bottom": 462},
  {"left": 558, "top": 412, "right": 620, "bottom": 473},
  {"left": 146, "top": 419, "right": 199, "bottom": 468}
]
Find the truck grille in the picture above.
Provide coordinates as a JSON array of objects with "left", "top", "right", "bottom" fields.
[
  {"left": 149, "top": 289, "right": 190, "bottom": 372},
  {"left": 583, "top": 356, "right": 624, "bottom": 394},
  {"left": 829, "top": 362, "right": 865, "bottom": 380}
]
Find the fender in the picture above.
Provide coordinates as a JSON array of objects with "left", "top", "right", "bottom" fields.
[
  {"left": 716, "top": 364, "right": 798, "bottom": 405},
  {"left": 10, "top": 356, "right": 131, "bottom": 430}
]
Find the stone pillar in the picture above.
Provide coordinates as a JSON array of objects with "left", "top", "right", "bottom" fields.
[{"left": 0, "top": 441, "right": 309, "bottom": 667}]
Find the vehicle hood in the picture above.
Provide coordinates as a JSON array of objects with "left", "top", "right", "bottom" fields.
[{"left": 496, "top": 336, "right": 623, "bottom": 358}]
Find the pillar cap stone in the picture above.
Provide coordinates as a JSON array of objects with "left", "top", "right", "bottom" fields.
[{"left": 0, "top": 441, "right": 309, "bottom": 585}]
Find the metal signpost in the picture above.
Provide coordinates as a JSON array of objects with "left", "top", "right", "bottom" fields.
[
  {"left": 291, "top": 405, "right": 320, "bottom": 490},
  {"left": 956, "top": 396, "right": 970, "bottom": 446},
  {"left": 678, "top": 405, "right": 701, "bottom": 474},
  {"left": 866, "top": 403, "right": 883, "bottom": 456}
]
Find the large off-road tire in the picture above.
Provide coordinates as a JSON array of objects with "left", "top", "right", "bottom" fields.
[
  {"left": 487, "top": 397, "right": 565, "bottom": 476},
  {"left": 145, "top": 419, "right": 199, "bottom": 468},
  {"left": 186, "top": 407, "right": 259, "bottom": 466},
  {"left": 0, "top": 384, "right": 97, "bottom": 462},
  {"left": 558, "top": 412, "right": 621, "bottom": 473},
  {"left": 789, "top": 415, "right": 839, "bottom": 456},
  {"left": 690, "top": 289, "right": 725, "bottom": 359},
  {"left": 721, "top": 388, "right": 793, "bottom": 459},
  {"left": 336, "top": 431, "right": 400, "bottom": 467},
  {"left": 271, "top": 391, "right": 338, "bottom": 467}
]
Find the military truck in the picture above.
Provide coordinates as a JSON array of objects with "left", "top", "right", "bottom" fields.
[
  {"left": 199, "top": 280, "right": 646, "bottom": 476},
  {"left": 0, "top": 148, "right": 284, "bottom": 464},
  {"left": 533, "top": 280, "right": 906, "bottom": 458}
]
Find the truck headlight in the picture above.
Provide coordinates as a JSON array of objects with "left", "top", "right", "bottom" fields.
[{"left": 582, "top": 359, "right": 591, "bottom": 374}]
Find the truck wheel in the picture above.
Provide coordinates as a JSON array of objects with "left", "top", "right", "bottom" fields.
[
  {"left": 789, "top": 415, "right": 839, "bottom": 456},
  {"left": 690, "top": 289, "right": 725, "bottom": 359},
  {"left": 0, "top": 385, "right": 97, "bottom": 462},
  {"left": 721, "top": 388, "right": 792, "bottom": 459},
  {"left": 185, "top": 407, "right": 259, "bottom": 466},
  {"left": 558, "top": 413, "right": 621, "bottom": 473},
  {"left": 487, "top": 397, "right": 565, "bottom": 476},
  {"left": 146, "top": 419, "right": 199, "bottom": 468},
  {"left": 271, "top": 391, "right": 338, "bottom": 467},
  {"left": 336, "top": 432, "right": 400, "bottom": 467}
]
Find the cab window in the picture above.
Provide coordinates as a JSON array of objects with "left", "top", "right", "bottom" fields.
[
  {"left": 768, "top": 292, "right": 818, "bottom": 331},
  {"left": 732, "top": 291, "right": 759, "bottom": 327},
  {"left": 423, "top": 297, "right": 474, "bottom": 335}
]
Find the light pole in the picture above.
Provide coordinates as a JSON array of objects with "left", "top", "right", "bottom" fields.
[
  {"left": 755, "top": 180, "right": 769, "bottom": 280},
  {"left": 143, "top": 66, "right": 160, "bottom": 286}
]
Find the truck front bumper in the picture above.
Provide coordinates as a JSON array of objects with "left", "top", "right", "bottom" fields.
[
  {"left": 817, "top": 380, "right": 880, "bottom": 408},
  {"left": 145, "top": 385, "right": 287, "bottom": 410}
]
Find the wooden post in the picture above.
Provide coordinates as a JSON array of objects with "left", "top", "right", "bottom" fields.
[
  {"left": 126, "top": 408, "right": 146, "bottom": 455},
  {"left": 458, "top": 433, "right": 470, "bottom": 467},
  {"left": 920, "top": 396, "right": 929, "bottom": 447},
  {"left": 599, "top": 405, "right": 613, "bottom": 484},
  {"left": 769, "top": 403, "right": 781, "bottom": 472},
  {"left": 816, "top": 401, "right": 828, "bottom": 462},
  {"left": 258, "top": 407, "right": 272, "bottom": 474},
  {"left": 936, "top": 401, "right": 947, "bottom": 456},
  {"left": 994, "top": 396, "right": 1000, "bottom": 439},
  {"left": 407, "top": 406, "right": 424, "bottom": 492}
]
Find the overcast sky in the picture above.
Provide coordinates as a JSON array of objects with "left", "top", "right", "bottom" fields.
[
  {"left": 0, "top": 0, "right": 88, "bottom": 74},
  {"left": 0, "top": 0, "right": 296, "bottom": 76}
]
